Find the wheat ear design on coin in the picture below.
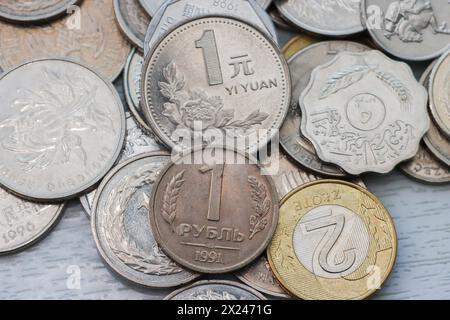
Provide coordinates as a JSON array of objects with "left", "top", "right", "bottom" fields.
[
  {"left": 248, "top": 176, "right": 271, "bottom": 240},
  {"left": 162, "top": 170, "right": 185, "bottom": 233},
  {"left": 374, "top": 70, "right": 411, "bottom": 111},
  {"left": 320, "top": 64, "right": 372, "bottom": 99}
]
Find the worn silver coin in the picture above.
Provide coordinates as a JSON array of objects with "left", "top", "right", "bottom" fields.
[
  {"left": 114, "top": 0, "right": 151, "bottom": 50},
  {"left": 281, "top": 41, "right": 370, "bottom": 177},
  {"left": 139, "top": 0, "right": 166, "bottom": 16},
  {"left": 91, "top": 152, "right": 199, "bottom": 288},
  {"left": 362, "top": 0, "right": 450, "bottom": 61},
  {"left": 0, "top": 58, "right": 125, "bottom": 201},
  {"left": 0, "top": 0, "right": 81, "bottom": 24},
  {"left": 275, "top": 0, "right": 364, "bottom": 36},
  {"left": 143, "top": 0, "right": 278, "bottom": 56},
  {"left": 0, "top": 187, "right": 65, "bottom": 255},
  {"left": 165, "top": 280, "right": 266, "bottom": 300},
  {"left": 300, "top": 50, "right": 429, "bottom": 175},
  {"left": 80, "top": 112, "right": 162, "bottom": 216},
  {"left": 142, "top": 17, "right": 290, "bottom": 152}
]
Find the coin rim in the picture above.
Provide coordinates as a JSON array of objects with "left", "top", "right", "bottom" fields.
[
  {"left": 0, "top": 57, "right": 126, "bottom": 201},
  {"left": 113, "top": 0, "right": 147, "bottom": 51},
  {"left": 164, "top": 279, "right": 267, "bottom": 300},
  {"left": 149, "top": 146, "right": 280, "bottom": 274},
  {"left": 91, "top": 151, "right": 200, "bottom": 288},
  {"left": 267, "top": 179, "right": 398, "bottom": 300}
]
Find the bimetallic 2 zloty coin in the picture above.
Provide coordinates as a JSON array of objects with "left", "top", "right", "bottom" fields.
[
  {"left": 429, "top": 50, "right": 450, "bottom": 139},
  {"left": 300, "top": 50, "right": 429, "bottom": 175},
  {"left": 267, "top": 180, "right": 397, "bottom": 300},
  {"left": 79, "top": 112, "right": 163, "bottom": 216},
  {"left": 150, "top": 148, "right": 279, "bottom": 273},
  {"left": 281, "top": 41, "right": 370, "bottom": 177},
  {"left": 139, "top": 0, "right": 166, "bottom": 16},
  {"left": 0, "top": 187, "right": 65, "bottom": 255},
  {"left": 143, "top": 0, "right": 278, "bottom": 56},
  {"left": 0, "top": 0, "right": 81, "bottom": 24},
  {"left": 92, "top": 152, "right": 199, "bottom": 288},
  {"left": 142, "top": 16, "right": 290, "bottom": 152},
  {"left": 0, "top": 0, "right": 131, "bottom": 81},
  {"left": 165, "top": 280, "right": 266, "bottom": 300},
  {"left": 0, "top": 58, "right": 126, "bottom": 201},
  {"left": 362, "top": 0, "right": 450, "bottom": 61},
  {"left": 114, "top": 0, "right": 151, "bottom": 50},
  {"left": 275, "top": 0, "right": 365, "bottom": 36}
]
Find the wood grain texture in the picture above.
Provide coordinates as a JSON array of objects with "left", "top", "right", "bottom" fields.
[{"left": 0, "top": 28, "right": 448, "bottom": 300}]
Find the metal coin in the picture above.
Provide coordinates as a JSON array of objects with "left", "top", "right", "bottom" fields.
[
  {"left": 429, "top": 50, "right": 450, "bottom": 139},
  {"left": 92, "top": 152, "right": 199, "bottom": 287},
  {"left": 142, "top": 17, "right": 290, "bottom": 152},
  {"left": 114, "top": 0, "right": 151, "bottom": 50},
  {"left": 275, "top": 0, "right": 365, "bottom": 36},
  {"left": 143, "top": 0, "right": 278, "bottom": 56},
  {"left": 139, "top": 0, "right": 165, "bottom": 17},
  {"left": 0, "top": 0, "right": 131, "bottom": 81},
  {"left": 0, "top": 58, "right": 126, "bottom": 201},
  {"left": 165, "top": 280, "right": 266, "bottom": 300},
  {"left": 80, "top": 112, "right": 163, "bottom": 215},
  {"left": 267, "top": 180, "right": 397, "bottom": 300},
  {"left": 362, "top": 0, "right": 450, "bottom": 61},
  {"left": 256, "top": 0, "right": 272, "bottom": 9},
  {"left": 0, "top": 187, "right": 65, "bottom": 255},
  {"left": 0, "top": 0, "right": 81, "bottom": 24},
  {"left": 300, "top": 50, "right": 429, "bottom": 175},
  {"left": 281, "top": 41, "right": 370, "bottom": 177},
  {"left": 281, "top": 34, "right": 320, "bottom": 60},
  {"left": 424, "top": 120, "right": 450, "bottom": 168},
  {"left": 268, "top": 4, "right": 293, "bottom": 30},
  {"left": 150, "top": 148, "right": 279, "bottom": 273}
]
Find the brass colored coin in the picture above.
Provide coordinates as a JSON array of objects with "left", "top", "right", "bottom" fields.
[
  {"left": 281, "top": 35, "right": 320, "bottom": 60},
  {"left": 0, "top": 0, "right": 131, "bottom": 81},
  {"left": 268, "top": 180, "right": 397, "bottom": 300},
  {"left": 150, "top": 147, "right": 279, "bottom": 274}
]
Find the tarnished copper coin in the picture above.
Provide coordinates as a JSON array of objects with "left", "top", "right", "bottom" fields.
[
  {"left": 0, "top": 0, "right": 131, "bottom": 81},
  {"left": 114, "top": 0, "right": 150, "bottom": 50},
  {"left": 150, "top": 148, "right": 279, "bottom": 273}
]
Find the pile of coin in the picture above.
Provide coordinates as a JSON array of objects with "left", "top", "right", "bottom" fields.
[{"left": 0, "top": 0, "right": 449, "bottom": 300}]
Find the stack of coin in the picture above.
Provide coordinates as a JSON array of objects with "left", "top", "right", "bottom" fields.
[{"left": 1, "top": 0, "right": 449, "bottom": 301}]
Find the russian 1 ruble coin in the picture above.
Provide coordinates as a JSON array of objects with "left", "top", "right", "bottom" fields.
[
  {"left": 0, "top": 0, "right": 131, "bottom": 81},
  {"left": 282, "top": 41, "right": 370, "bottom": 177},
  {"left": 0, "top": 58, "right": 126, "bottom": 201},
  {"left": 165, "top": 280, "right": 266, "bottom": 300},
  {"left": 275, "top": 0, "right": 365, "bottom": 36},
  {"left": 0, "top": 0, "right": 81, "bottom": 24},
  {"left": 362, "top": 0, "right": 450, "bottom": 61},
  {"left": 0, "top": 187, "right": 65, "bottom": 255},
  {"left": 150, "top": 147, "right": 279, "bottom": 273},
  {"left": 141, "top": 17, "right": 290, "bottom": 153},
  {"left": 114, "top": 0, "right": 151, "bottom": 50},
  {"left": 300, "top": 50, "right": 429, "bottom": 175},
  {"left": 267, "top": 180, "right": 397, "bottom": 300},
  {"left": 143, "top": 0, "right": 278, "bottom": 56},
  {"left": 79, "top": 112, "right": 162, "bottom": 216}
]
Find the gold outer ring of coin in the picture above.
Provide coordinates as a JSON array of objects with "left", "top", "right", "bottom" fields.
[
  {"left": 281, "top": 34, "right": 320, "bottom": 60},
  {"left": 267, "top": 179, "right": 397, "bottom": 300}
]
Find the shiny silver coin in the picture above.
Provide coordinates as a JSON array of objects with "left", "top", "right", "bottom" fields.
[
  {"left": 257, "top": 0, "right": 272, "bottom": 9},
  {"left": 143, "top": 0, "right": 278, "bottom": 56},
  {"left": 141, "top": 17, "right": 290, "bottom": 152},
  {"left": 300, "top": 50, "right": 429, "bottom": 175},
  {"left": 0, "top": 58, "right": 125, "bottom": 201},
  {"left": 91, "top": 152, "right": 199, "bottom": 288},
  {"left": 0, "top": 187, "right": 65, "bottom": 255},
  {"left": 281, "top": 41, "right": 370, "bottom": 177},
  {"left": 275, "top": 0, "right": 365, "bottom": 36},
  {"left": 362, "top": 0, "right": 450, "bottom": 61},
  {"left": 0, "top": 0, "right": 80, "bottom": 23},
  {"left": 165, "top": 280, "right": 266, "bottom": 300},
  {"left": 114, "top": 0, "right": 151, "bottom": 50},
  {"left": 139, "top": 0, "right": 166, "bottom": 16},
  {"left": 80, "top": 112, "right": 163, "bottom": 216}
]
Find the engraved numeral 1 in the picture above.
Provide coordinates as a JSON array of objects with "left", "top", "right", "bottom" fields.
[
  {"left": 195, "top": 30, "right": 223, "bottom": 86},
  {"left": 200, "top": 164, "right": 225, "bottom": 221}
]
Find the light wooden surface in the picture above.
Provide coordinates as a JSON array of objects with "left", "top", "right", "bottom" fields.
[{"left": 0, "top": 28, "right": 448, "bottom": 301}]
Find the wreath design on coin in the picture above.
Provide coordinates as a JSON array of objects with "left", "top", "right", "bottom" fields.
[
  {"left": 248, "top": 176, "right": 271, "bottom": 240},
  {"left": 162, "top": 170, "right": 185, "bottom": 233},
  {"left": 188, "top": 290, "right": 238, "bottom": 300},
  {"left": 103, "top": 165, "right": 182, "bottom": 275},
  {"left": 159, "top": 62, "right": 269, "bottom": 133}
]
